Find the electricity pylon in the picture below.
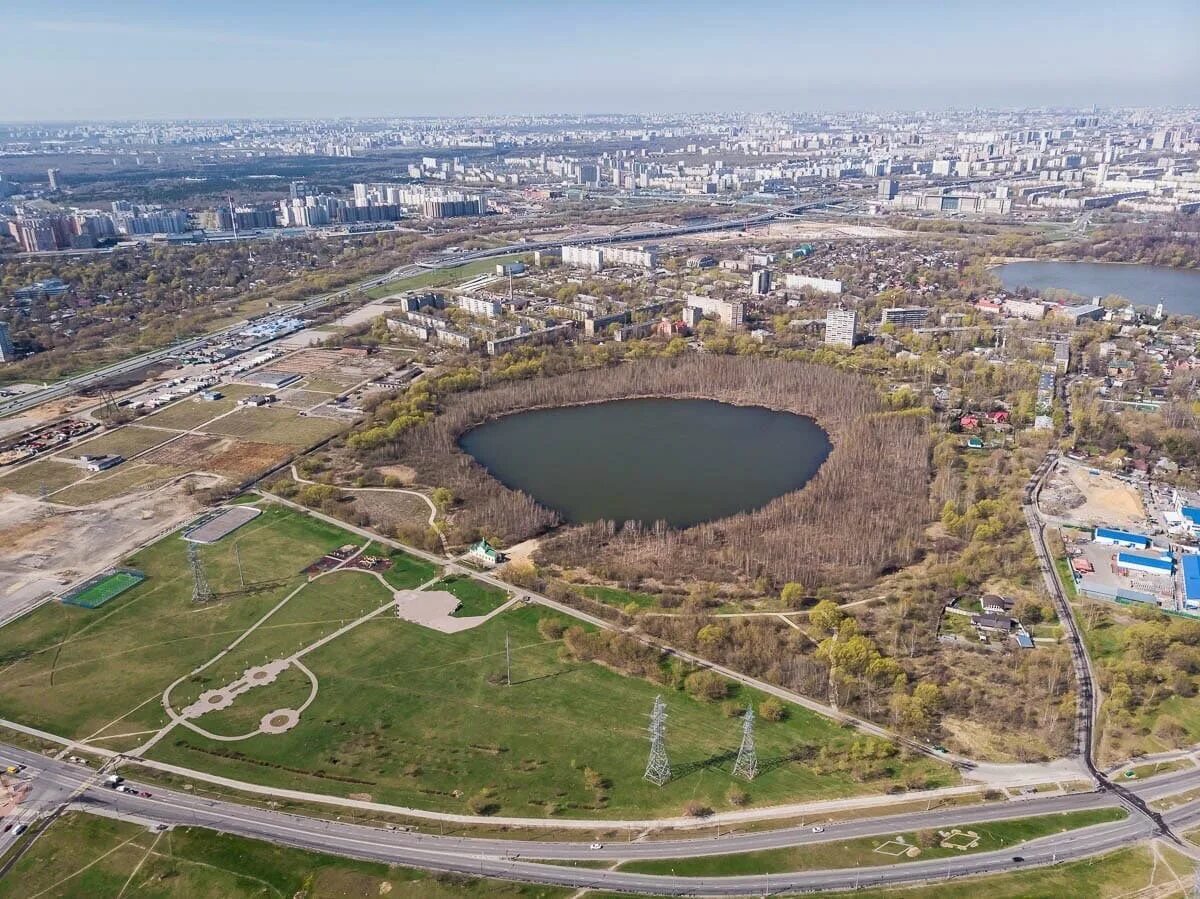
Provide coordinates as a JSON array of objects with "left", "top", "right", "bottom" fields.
[
  {"left": 732, "top": 706, "right": 758, "bottom": 781},
  {"left": 643, "top": 695, "right": 671, "bottom": 786}
]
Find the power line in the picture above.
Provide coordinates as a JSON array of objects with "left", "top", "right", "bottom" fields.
[
  {"left": 732, "top": 705, "right": 758, "bottom": 781},
  {"left": 643, "top": 695, "right": 670, "bottom": 786}
]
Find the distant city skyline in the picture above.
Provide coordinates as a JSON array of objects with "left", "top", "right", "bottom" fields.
[{"left": 3, "top": 0, "right": 1198, "bottom": 120}]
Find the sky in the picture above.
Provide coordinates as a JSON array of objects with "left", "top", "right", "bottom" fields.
[{"left": 3, "top": 0, "right": 1199, "bottom": 120}]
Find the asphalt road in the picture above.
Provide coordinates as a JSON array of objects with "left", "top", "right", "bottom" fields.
[{"left": 4, "top": 742, "right": 1200, "bottom": 895}]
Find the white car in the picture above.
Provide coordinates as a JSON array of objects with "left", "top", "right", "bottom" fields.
[
  {"left": 589, "top": 843, "right": 604, "bottom": 850},
  {"left": 811, "top": 825, "right": 825, "bottom": 833}
]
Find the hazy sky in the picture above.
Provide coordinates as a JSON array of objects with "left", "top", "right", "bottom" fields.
[{"left": 4, "top": 0, "right": 1198, "bottom": 120}]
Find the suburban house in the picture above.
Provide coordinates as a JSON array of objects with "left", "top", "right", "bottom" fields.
[
  {"left": 980, "top": 594, "right": 1015, "bottom": 615},
  {"left": 971, "top": 613, "right": 1014, "bottom": 636}
]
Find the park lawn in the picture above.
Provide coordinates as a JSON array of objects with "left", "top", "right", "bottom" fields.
[
  {"left": 438, "top": 574, "right": 510, "bottom": 616},
  {"left": 51, "top": 462, "right": 181, "bottom": 505},
  {"left": 148, "top": 604, "right": 956, "bottom": 819},
  {"left": 575, "top": 585, "right": 660, "bottom": 610},
  {"left": 620, "top": 808, "right": 1126, "bottom": 875},
  {"left": 200, "top": 407, "right": 347, "bottom": 446},
  {"left": 65, "top": 424, "right": 178, "bottom": 459},
  {"left": 187, "top": 663, "right": 318, "bottom": 737},
  {"left": 170, "top": 569, "right": 395, "bottom": 710},
  {"left": 0, "top": 812, "right": 569, "bottom": 899},
  {"left": 0, "top": 504, "right": 362, "bottom": 742},
  {"left": 381, "top": 548, "right": 439, "bottom": 590},
  {"left": 0, "top": 458, "right": 84, "bottom": 495}
]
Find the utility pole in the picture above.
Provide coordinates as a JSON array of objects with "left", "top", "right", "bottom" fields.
[
  {"left": 643, "top": 695, "right": 670, "bottom": 786},
  {"left": 732, "top": 706, "right": 758, "bottom": 781},
  {"left": 235, "top": 544, "right": 245, "bottom": 589},
  {"left": 505, "top": 632, "right": 511, "bottom": 686}
]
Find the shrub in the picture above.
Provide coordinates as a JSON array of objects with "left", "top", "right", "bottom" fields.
[
  {"left": 684, "top": 670, "right": 731, "bottom": 702},
  {"left": 759, "top": 698, "right": 788, "bottom": 722}
]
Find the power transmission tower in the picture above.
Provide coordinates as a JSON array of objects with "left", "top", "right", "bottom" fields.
[
  {"left": 732, "top": 706, "right": 758, "bottom": 781},
  {"left": 188, "top": 542, "right": 213, "bottom": 604},
  {"left": 643, "top": 695, "right": 671, "bottom": 786}
]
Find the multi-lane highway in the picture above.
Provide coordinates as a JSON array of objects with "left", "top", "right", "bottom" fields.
[{"left": 3, "top": 741, "right": 1200, "bottom": 895}]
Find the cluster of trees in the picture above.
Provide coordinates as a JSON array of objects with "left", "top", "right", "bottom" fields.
[
  {"left": 1085, "top": 604, "right": 1200, "bottom": 755},
  {"left": 363, "top": 356, "right": 929, "bottom": 589},
  {"left": 995, "top": 219, "right": 1199, "bottom": 270}
]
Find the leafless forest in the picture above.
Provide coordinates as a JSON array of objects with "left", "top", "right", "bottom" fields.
[{"left": 380, "top": 356, "right": 929, "bottom": 589}]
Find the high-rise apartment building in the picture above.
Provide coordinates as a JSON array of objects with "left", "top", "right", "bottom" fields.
[
  {"left": 825, "top": 306, "right": 858, "bottom": 347},
  {"left": 0, "top": 321, "right": 15, "bottom": 363}
]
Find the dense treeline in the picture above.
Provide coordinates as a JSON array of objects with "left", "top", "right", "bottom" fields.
[
  {"left": 366, "top": 356, "right": 929, "bottom": 589},
  {"left": 991, "top": 218, "right": 1200, "bottom": 270}
]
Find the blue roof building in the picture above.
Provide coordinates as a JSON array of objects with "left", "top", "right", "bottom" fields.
[
  {"left": 1184, "top": 555, "right": 1200, "bottom": 607},
  {"left": 1116, "top": 551, "right": 1175, "bottom": 575},
  {"left": 1094, "top": 527, "right": 1151, "bottom": 549}
]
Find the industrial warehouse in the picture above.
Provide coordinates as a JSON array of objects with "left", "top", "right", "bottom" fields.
[{"left": 1064, "top": 525, "right": 1200, "bottom": 614}]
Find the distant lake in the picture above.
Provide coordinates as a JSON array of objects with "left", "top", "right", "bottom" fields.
[
  {"left": 458, "top": 398, "right": 832, "bottom": 529},
  {"left": 995, "top": 261, "right": 1200, "bottom": 315}
]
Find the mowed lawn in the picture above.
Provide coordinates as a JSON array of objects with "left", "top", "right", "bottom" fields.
[
  {"left": 437, "top": 574, "right": 510, "bottom": 616},
  {"left": 0, "top": 812, "right": 567, "bottom": 899},
  {"left": 0, "top": 504, "right": 358, "bottom": 746},
  {"left": 169, "top": 570, "right": 396, "bottom": 711},
  {"left": 149, "top": 603, "right": 955, "bottom": 819}
]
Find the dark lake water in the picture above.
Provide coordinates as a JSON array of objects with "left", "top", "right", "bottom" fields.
[
  {"left": 995, "top": 261, "right": 1200, "bottom": 315},
  {"left": 458, "top": 398, "right": 832, "bottom": 528}
]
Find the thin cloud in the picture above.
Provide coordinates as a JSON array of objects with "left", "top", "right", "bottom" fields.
[{"left": 24, "top": 18, "right": 329, "bottom": 51}]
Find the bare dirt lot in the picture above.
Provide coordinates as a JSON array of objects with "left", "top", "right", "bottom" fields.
[
  {"left": 672, "top": 220, "right": 905, "bottom": 246},
  {"left": 1041, "top": 463, "right": 1146, "bottom": 529},
  {"left": 203, "top": 440, "right": 293, "bottom": 479},
  {"left": 0, "top": 485, "right": 205, "bottom": 618}
]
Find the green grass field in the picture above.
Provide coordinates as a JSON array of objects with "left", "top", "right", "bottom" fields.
[
  {"left": 381, "top": 548, "right": 439, "bottom": 590},
  {"left": 51, "top": 462, "right": 183, "bottom": 505},
  {"left": 62, "top": 570, "right": 144, "bottom": 608},
  {"left": 363, "top": 255, "right": 526, "bottom": 299},
  {"left": 0, "top": 458, "right": 84, "bottom": 496},
  {"left": 147, "top": 598, "right": 954, "bottom": 818},
  {"left": 574, "top": 585, "right": 660, "bottom": 610},
  {"left": 0, "top": 500, "right": 952, "bottom": 818},
  {"left": 621, "top": 808, "right": 1126, "bottom": 875},
  {"left": 139, "top": 388, "right": 259, "bottom": 430},
  {"left": 0, "top": 812, "right": 568, "bottom": 899},
  {"left": 200, "top": 407, "right": 346, "bottom": 446},
  {"left": 66, "top": 425, "right": 176, "bottom": 459},
  {"left": 437, "top": 574, "right": 510, "bottom": 616},
  {"left": 0, "top": 504, "right": 357, "bottom": 745}
]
